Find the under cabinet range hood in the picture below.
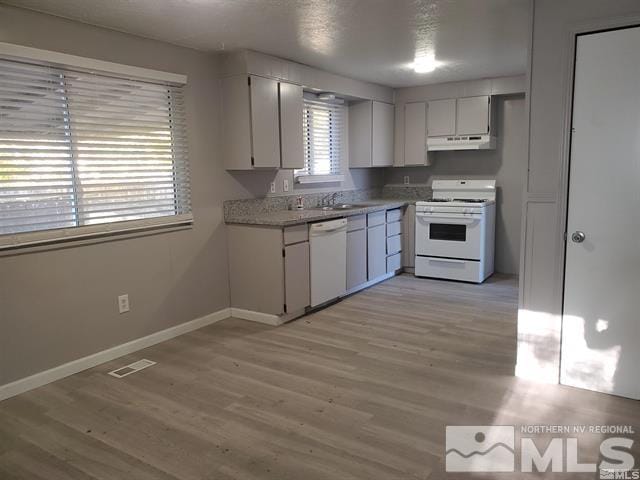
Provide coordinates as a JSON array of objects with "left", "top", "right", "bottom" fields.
[{"left": 427, "top": 135, "right": 496, "bottom": 151}]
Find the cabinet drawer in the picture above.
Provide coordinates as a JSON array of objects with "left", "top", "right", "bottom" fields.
[
  {"left": 367, "top": 211, "right": 385, "bottom": 227},
  {"left": 347, "top": 214, "right": 366, "bottom": 232},
  {"left": 386, "top": 220, "right": 402, "bottom": 237},
  {"left": 387, "top": 234, "right": 402, "bottom": 255},
  {"left": 386, "top": 208, "right": 402, "bottom": 223},
  {"left": 387, "top": 252, "right": 401, "bottom": 273},
  {"left": 284, "top": 224, "right": 309, "bottom": 245}
]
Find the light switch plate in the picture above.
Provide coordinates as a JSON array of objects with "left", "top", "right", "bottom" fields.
[
  {"left": 403, "top": 176, "right": 410, "bottom": 185},
  {"left": 283, "top": 179, "right": 289, "bottom": 192},
  {"left": 269, "top": 181, "right": 276, "bottom": 193}
]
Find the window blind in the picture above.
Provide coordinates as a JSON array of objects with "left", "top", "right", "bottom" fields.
[
  {"left": 0, "top": 56, "right": 190, "bottom": 248},
  {"left": 296, "top": 97, "right": 344, "bottom": 179}
]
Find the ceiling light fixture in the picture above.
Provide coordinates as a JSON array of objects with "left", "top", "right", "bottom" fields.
[{"left": 411, "top": 53, "right": 443, "bottom": 73}]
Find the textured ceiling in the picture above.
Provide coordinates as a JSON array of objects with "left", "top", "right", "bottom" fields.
[{"left": 3, "top": 0, "right": 531, "bottom": 88}]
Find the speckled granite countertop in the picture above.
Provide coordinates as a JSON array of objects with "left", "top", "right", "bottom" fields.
[{"left": 224, "top": 199, "right": 411, "bottom": 227}]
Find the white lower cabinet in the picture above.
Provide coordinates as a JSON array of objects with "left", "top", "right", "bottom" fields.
[
  {"left": 385, "top": 208, "right": 403, "bottom": 273},
  {"left": 367, "top": 223, "right": 387, "bottom": 280},
  {"left": 346, "top": 228, "right": 367, "bottom": 290},
  {"left": 228, "top": 224, "right": 310, "bottom": 319},
  {"left": 284, "top": 241, "right": 310, "bottom": 313},
  {"left": 402, "top": 204, "right": 416, "bottom": 269},
  {"left": 387, "top": 252, "right": 402, "bottom": 273},
  {"left": 386, "top": 234, "right": 402, "bottom": 256},
  {"left": 227, "top": 207, "right": 406, "bottom": 322}
]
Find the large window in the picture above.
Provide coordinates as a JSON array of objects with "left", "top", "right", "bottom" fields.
[
  {"left": 295, "top": 96, "right": 344, "bottom": 182},
  {"left": 0, "top": 53, "right": 190, "bottom": 248}
]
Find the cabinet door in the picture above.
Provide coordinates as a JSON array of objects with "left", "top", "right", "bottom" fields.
[
  {"left": 403, "top": 102, "right": 428, "bottom": 166},
  {"left": 284, "top": 241, "right": 310, "bottom": 313},
  {"left": 250, "top": 75, "right": 281, "bottom": 168},
  {"left": 367, "top": 224, "right": 386, "bottom": 280},
  {"left": 427, "top": 98, "right": 456, "bottom": 137},
  {"left": 347, "top": 229, "right": 367, "bottom": 290},
  {"left": 349, "top": 100, "right": 372, "bottom": 167},
  {"left": 372, "top": 101, "right": 394, "bottom": 167},
  {"left": 222, "top": 76, "right": 252, "bottom": 170},
  {"left": 279, "top": 82, "right": 304, "bottom": 169},
  {"left": 393, "top": 104, "right": 405, "bottom": 166},
  {"left": 402, "top": 204, "right": 416, "bottom": 268},
  {"left": 456, "top": 95, "right": 490, "bottom": 135}
]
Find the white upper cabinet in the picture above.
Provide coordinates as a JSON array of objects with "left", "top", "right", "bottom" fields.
[
  {"left": 456, "top": 95, "right": 491, "bottom": 135},
  {"left": 222, "top": 75, "right": 252, "bottom": 170},
  {"left": 349, "top": 100, "right": 394, "bottom": 168},
  {"left": 426, "top": 95, "right": 492, "bottom": 138},
  {"left": 223, "top": 74, "right": 300, "bottom": 170},
  {"left": 249, "top": 75, "right": 281, "bottom": 168},
  {"left": 403, "top": 102, "right": 429, "bottom": 166},
  {"left": 372, "top": 101, "right": 394, "bottom": 167},
  {"left": 279, "top": 82, "right": 304, "bottom": 170},
  {"left": 427, "top": 98, "right": 456, "bottom": 137},
  {"left": 349, "top": 101, "right": 372, "bottom": 168}
]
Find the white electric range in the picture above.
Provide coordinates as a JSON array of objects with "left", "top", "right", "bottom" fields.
[{"left": 415, "top": 179, "right": 496, "bottom": 283}]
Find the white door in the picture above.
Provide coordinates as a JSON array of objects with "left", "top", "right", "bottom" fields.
[{"left": 561, "top": 26, "right": 640, "bottom": 400}]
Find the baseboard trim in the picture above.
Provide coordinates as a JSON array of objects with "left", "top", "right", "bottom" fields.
[
  {"left": 0, "top": 307, "right": 232, "bottom": 402},
  {"left": 230, "top": 308, "right": 284, "bottom": 326}
]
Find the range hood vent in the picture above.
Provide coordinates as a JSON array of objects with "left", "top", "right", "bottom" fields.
[{"left": 428, "top": 135, "right": 496, "bottom": 151}]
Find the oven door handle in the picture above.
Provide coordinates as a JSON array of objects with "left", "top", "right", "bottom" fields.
[
  {"left": 416, "top": 213, "right": 481, "bottom": 224},
  {"left": 428, "top": 257, "right": 466, "bottom": 264}
]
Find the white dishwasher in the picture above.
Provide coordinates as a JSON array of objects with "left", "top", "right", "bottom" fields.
[{"left": 309, "top": 218, "right": 347, "bottom": 307}]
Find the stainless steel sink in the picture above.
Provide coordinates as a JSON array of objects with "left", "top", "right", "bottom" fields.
[{"left": 313, "top": 203, "right": 374, "bottom": 211}]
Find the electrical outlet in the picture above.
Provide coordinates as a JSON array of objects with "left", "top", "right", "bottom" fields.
[
  {"left": 269, "top": 181, "right": 276, "bottom": 193},
  {"left": 403, "top": 175, "right": 410, "bottom": 185},
  {"left": 283, "top": 178, "right": 290, "bottom": 192},
  {"left": 118, "top": 294, "right": 130, "bottom": 314}
]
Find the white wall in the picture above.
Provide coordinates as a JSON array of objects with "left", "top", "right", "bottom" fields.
[{"left": 0, "top": 5, "right": 234, "bottom": 385}]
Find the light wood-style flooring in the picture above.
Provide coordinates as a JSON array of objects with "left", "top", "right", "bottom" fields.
[{"left": 1, "top": 274, "right": 639, "bottom": 479}]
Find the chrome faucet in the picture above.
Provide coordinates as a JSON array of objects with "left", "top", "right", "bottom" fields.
[{"left": 320, "top": 192, "right": 338, "bottom": 207}]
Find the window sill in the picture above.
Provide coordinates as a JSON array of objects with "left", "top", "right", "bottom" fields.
[
  {"left": 0, "top": 214, "right": 193, "bottom": 255},
  {"left": 295, "top": 174, "right": 345, "bottom": 184}
]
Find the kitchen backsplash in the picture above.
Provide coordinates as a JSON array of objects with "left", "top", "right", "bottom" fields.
[{"left": 382, "top": 184, "right": 432, "bottom": 200}]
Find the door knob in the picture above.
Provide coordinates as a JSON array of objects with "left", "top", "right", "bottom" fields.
[{"left": 571, "top": 231, "right": 586, "bottom": 243}]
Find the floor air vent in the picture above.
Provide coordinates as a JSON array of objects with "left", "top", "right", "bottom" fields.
[{"left": 108, "top": 359, "right": 156, "bottom": 378}]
